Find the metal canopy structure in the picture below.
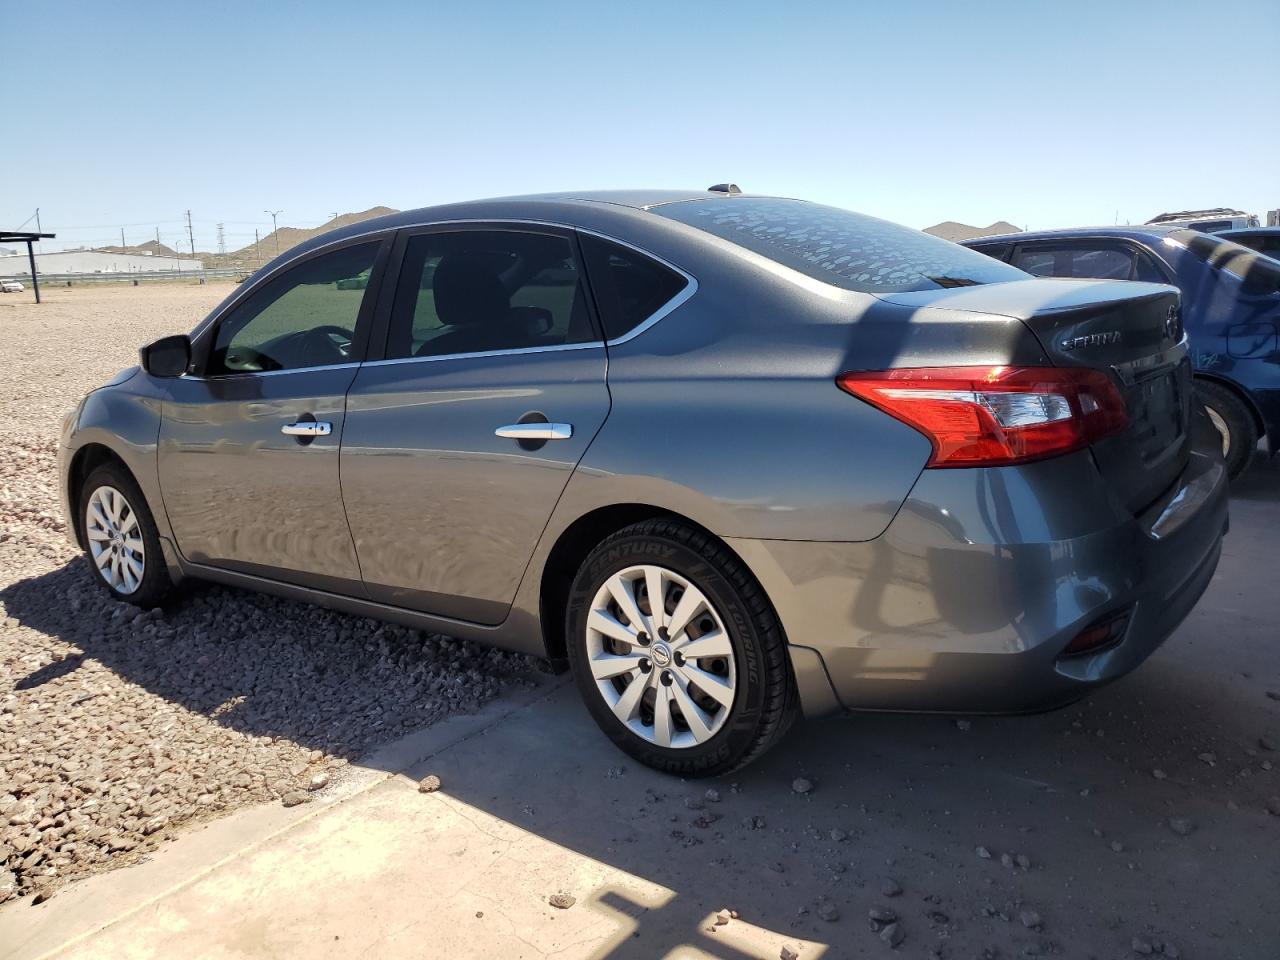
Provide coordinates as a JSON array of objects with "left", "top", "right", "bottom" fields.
[{"left": 0, "top": 231, "right": 57, "bottom": 303}]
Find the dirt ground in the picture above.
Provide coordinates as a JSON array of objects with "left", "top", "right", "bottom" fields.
[
  {"left": 1, "top": 283, "right": 1279, "bottom": 959},
  {"left": 0, "top": 283, "right": 537, "bottom": 904}
]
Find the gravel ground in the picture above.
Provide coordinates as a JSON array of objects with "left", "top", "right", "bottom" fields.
[{"left": 0, "top": 284, "right": 537, "bottom": 904}]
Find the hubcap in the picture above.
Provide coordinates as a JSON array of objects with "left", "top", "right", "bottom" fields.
[
  {"left": 1204, "top": 405, "right": 1231, "bottom": 458},
  {"left": 585, "top": 564, "right": 737, "bottom": 749},
  {"left": 86, "top": 485, "right": 145, "bottom": 595}
]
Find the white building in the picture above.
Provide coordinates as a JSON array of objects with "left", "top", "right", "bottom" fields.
[{"left": 0, "top": 250, "right": 203, "bottom": 276}]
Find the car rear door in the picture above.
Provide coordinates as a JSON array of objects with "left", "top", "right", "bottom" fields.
[
  {"left": 158, "top": 236, "right": 391, "bottom": 593},
  {"left": 340, "top": 224, "right": 610, "bottom": 624}
]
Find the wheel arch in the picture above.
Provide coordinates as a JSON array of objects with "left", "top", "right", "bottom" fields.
[
  {"left": 1193, "top": 372, "right": 1265, "bottom": 437},
  {"left": 537, "top": 503, "right": 780, "bottom": 664},
  {"left": 66, "top": 443, "right": 135, "bottom": 549}
]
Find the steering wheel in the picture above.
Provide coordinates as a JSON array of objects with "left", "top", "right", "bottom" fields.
[{"left": 305, "top": 324, "right": 356, "bottom": 359}]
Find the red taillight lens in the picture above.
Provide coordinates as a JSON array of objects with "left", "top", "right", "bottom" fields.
[{"left": 836, "top": 366, "right": 1128, "bottom": 467}]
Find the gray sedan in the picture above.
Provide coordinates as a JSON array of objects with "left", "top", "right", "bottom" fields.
[{"left": 58, "top": 189, "right": 1229, "bottom": 775}]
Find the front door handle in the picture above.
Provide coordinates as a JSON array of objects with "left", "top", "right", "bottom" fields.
[
  {"left": 494, "top": 423, "right": 573, "bottom": 441},
  {"left": 281, "top": 421, "right": 332, "bottom": 437}
]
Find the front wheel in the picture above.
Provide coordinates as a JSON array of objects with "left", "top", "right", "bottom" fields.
[
  {"left": 566, "top": 519, "right": 797, "bottom": 777},
  {"left": 79, "top": 463, "right": 173, "bottom": 607},
  {"left": 1194, "top": 380, "right": 1257, "bottom": 480}
]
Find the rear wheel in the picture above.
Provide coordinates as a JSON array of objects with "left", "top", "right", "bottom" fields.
[
  {"left": 1194, "top": 380, "right": 1256, "bottom": 480},
  {"left": 566, "top": 519, "right": 797, "bottom": 776},
  {"left": 79, "top": 463, "right": 173, "bottom": 607}
]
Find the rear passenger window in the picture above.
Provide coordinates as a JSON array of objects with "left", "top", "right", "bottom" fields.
[
  {"left": 386, "top": 230, "right": 596, "bottom": 360},
  {"left": 579, "top": 233, "right": 689, "bottom": 341},
  {"left": 1014, "top": 249, "right": 1057, "bottom": 277},
  {"left": 1070, "top": 248, "right": 1133, "bottom": 280}
]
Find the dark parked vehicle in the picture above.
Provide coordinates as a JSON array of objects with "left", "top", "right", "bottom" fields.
[
  {"left": 60, "top": 191, "right": 1228, "bottom": 775},
  {"left": 966, "top": 227, "right": 1280, "bottom": 478},
  {"left": 1219, "top": 227, "right": 1280, "bottom": 261}
]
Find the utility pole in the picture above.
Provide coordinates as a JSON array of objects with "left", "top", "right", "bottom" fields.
[
  {"left": 216, "top": 222, "right": 226, "bottom": 256},
  {"left": 121, "top": 227, "right": 126, "bottom": 249},
  {"left": 330, "top": 211, "right": 339, "bottom": 223},
  {"left": 185, "top": 210, "right": 196, "bottom": 260},
  {"left": 254, "top": 228, "right": 261, "bottom": 268},
  {"left": 264, "top": 210, "right": 282, "bottom": 258}
]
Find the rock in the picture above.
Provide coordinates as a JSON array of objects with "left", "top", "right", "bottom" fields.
[
  {"left": 1132, "top": 937, "right": 1154, "bottom": 955},
  {"left": 548, "top": 893, "right": 575, "bottom": 909},
  {"left": 830, "top": 828, "right": 847, "bottom": 842},
  {"left": 1152, "top": 769, "right": 1168, "bottom": 780},
  {"left": 1197, "top": 752, "right": 1217, "bottom": 766},
  {"left": 1000, "top": 853, "right": 1014, "bottom": 869},
  {"left": 1020, "top": 910, "right": 1042, "bottom": 929},
  {"left": 31, "top": 889, "right": 53, "bottom": 905},
  {"left": 1161, "top": 942, "right": 1180, "bottom": 958},
  {"left": 1110, "top": 840, "right": 1125, "bottom": 853},
  {"left": 780, "top": 947, "right": 800, "bottom": 960},
  {"left": 956, "top": 719, "right": 972, "bottom": 731},
  {"left": 869, "top": 907, "right": 897, "bottom": 923},
  {"left": 817, "top": 901, "right": 840, "bottom": 922},
  {"left": 1260, "top": 737, "right": 1276, "bottom": 752},
  {"left": 1266, "top": 796, "right": 1280, "bottom": 817},
  {"left": 792, "top": 778, "right": 813, "bottom": 795},
  {"left": 280, "top": 791, "right": 310, "bottom": 808},
  {"left": 0, "top": 870, "right": 16, "bottom": 903},
  {"left": 1015, "top": 853, "right": 1032, "bottom": 870},
  {"left": 417, "top": 775, "right": 442, "bottom": 794},
  {"left": 880, "top": 877, "right": 902, "bottom": 897},
  {"left": 880, "top": 921, "right": 905, "bottom": 947},
  {"left": 976, "top": 845, "right": 992, "bottom": 859},
  {"left": 704, "top": 788, "right": 721, "bottom": 803},
  {"left": 1167, "top": 818, "right": 1195, "bottom": 837},
  {"left": 307, "top": 772, "right": 329, "bottom": 792}
]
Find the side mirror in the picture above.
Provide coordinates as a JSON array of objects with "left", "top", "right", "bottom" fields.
[{"left": 140, "top": 335, "right": 191, "bottom": 378}]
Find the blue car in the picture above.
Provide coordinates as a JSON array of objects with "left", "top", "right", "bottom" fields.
[{"left": 965, "top": 227, "right": 1280, "bottom": 478}]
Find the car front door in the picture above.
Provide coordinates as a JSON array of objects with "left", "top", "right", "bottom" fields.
[
  {"left": 158, "top": 236, "right": 390, "bottom": 592},
  {"left": 340, "top": 225, "right": 610, "bottom": 624}
]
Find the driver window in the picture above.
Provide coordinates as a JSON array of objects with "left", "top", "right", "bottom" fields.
[{"left": 208, "top": 242, "right": 380, "bottom": 375}]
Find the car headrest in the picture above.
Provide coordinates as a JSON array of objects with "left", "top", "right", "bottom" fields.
[{"left": 433, "top": 254, "right": 509, "bottom": 328}]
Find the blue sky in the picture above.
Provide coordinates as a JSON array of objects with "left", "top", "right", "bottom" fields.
[{"left": 3, "top": 0, "right": 1277, "bottom": 252}]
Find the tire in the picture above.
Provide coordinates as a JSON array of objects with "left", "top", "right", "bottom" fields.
[
  {"left": 1194, "top": 380, "right": 1257, "bottom": 480},
  {"left": 566, "top": 518, "right": 797, "bottom": 777},
  {"left": 78, "top": 463, "right": 174, "bottom": 607}
]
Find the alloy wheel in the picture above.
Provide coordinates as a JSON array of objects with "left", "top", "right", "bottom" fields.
[
  {"left": 86, "top": 485, "right": 145, "bottom": 595},
  {"left": 585, "top": 564, "right": 736, "bottom": 748}
]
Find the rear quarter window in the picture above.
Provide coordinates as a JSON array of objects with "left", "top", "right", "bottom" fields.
[
  {"left": 579, "top": 233, "right": 689, "bottom": 340},
  {"left": 655, "top": 198, "right": 1027, "bottom": 293}
]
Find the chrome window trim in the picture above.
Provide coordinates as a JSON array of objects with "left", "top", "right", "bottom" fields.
[
  {"left": 180, "top": 361, "right": 364, "bottom": 382},
  {"left": 362, "top": 341, "right": 603, "bottom": 369}
]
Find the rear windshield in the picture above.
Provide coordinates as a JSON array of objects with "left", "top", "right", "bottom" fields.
[
  {"left": 1172, "top": 229, "right": 1280, "bottom": 292},
  {"left": 655, "top": 197, "right": 1027, "bottom": 293}
]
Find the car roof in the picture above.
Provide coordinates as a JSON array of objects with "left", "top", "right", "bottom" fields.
[
  {"left": 963, "top": 225, "right": 1189, "bottom": 244},
  {"left": 1219, "top": 227, "right": 1280, "bottom": 238},
  {"left": 279, "top": 188, "right": 765, "bottom": 264}
]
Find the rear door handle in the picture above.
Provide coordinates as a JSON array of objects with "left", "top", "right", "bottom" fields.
[
  {"left": 281, "top": 421, "right": 332, "bottom": 437},
  {"left": 494, "top": 423, "right": 573, "bottom": 441}
]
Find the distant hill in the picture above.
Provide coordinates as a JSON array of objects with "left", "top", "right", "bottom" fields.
[
  {"left": 235, "top": 206, "right": 399, "bottom": 265},
  {"left": 925, "top": 220, "right": 1021, "bottom": 242},
  {"left": 94, "top": 239, "right": 184, "bottom": 258},
  {"left": 93, "top": 207, "right": 400, "bottom": 268}
]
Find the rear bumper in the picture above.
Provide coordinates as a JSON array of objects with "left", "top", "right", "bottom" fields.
[{"left": 732, "top": 439, "right": 1228, "bottom": 717}]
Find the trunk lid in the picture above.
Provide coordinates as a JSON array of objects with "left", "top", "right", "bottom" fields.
[{"left": 878, "top": 278, "right": 1191, "bottom": 513}]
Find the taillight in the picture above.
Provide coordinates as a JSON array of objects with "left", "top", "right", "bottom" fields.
[{"left": 836, "top": 366, "right": 1128, "bottom": 468}]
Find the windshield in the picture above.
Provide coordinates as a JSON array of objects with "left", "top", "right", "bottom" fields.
[
  {"left": 1171, "top": 229, "right": 1280, "bottom": 293},
  {"left": 654, "top": 197, "right": 1028, "bottom": 293}
]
